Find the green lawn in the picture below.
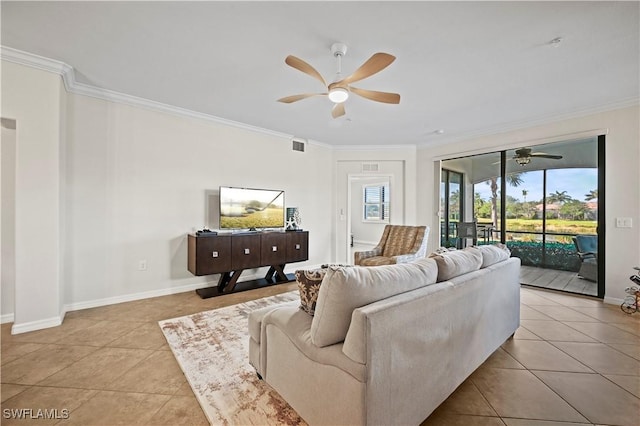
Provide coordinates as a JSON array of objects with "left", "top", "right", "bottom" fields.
[
  {"left": 220, "top": 207, "right": 284, "bottom": 229},
  {"left": 505, "top": 219, "right": 597, "bottom": 235}
]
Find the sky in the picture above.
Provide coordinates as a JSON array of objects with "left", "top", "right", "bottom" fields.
[{"left": 474, "top": 168, "right": 598, "bottom": 203}]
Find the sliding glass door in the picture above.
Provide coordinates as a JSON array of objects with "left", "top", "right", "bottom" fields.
[{"left": 441, "top": 136, "right": 604, "bottom": 298}]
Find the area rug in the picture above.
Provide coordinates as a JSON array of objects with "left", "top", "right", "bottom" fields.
[{"left": 158, "top": 291, "right": 306, "bottom": 425}]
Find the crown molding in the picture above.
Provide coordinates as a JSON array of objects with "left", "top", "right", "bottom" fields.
[
  {"left": 0, "top": 46, "right": 304, "bottom": 143},
  {"left": 1, "top": 46, "right": 73, "bottom": 82}
]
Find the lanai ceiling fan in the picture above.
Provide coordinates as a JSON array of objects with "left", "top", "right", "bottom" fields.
[
  {"left": 512, "top": 147, "right": 563, "bottom": 166},
  {"left": 277, "top": 43, "right": 400, "bottom": 118}
]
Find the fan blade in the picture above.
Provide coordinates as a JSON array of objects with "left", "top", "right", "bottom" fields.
[
  {"left": 277, "top": 93, "right": 327, "bottom": 103},
  {"left": 350, "top": 86, "right": 400, "bottom": 104},
  {"left": 285, "top": 55, "right": 327, "bottom": 87},
  {"left": 337, "top": 53, "right": 396, "bottom": 86},
  {"left": 332, "top": 103, "right": 345, "bottom": 118},
  {"left": 531, "top": 154, "right": 563, "bottom": 160}
]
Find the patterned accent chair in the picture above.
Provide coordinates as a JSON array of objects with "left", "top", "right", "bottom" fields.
[{"left": 354, "top": 225, "right": 429, "bottom": 266}]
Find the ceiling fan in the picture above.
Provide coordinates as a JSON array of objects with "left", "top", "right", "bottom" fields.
[
  {"left": 512, "top": 147, "right": 563, "bottom": 166},
  {"left": 277, "top": 43, "right": 400, "bottom": 118}
]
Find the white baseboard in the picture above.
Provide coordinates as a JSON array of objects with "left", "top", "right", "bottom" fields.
[
  {"left": 7, "top": 267, "right": 318, "bottom": 333},
  {"left": 1, "top": 313, "right": 15, "bottom": 324},
  {"left": 64, "top": 281, "right": 212, "bottom": 312},
  {"left": 603, "top": 296, "right": 624, "bottom": 306},
  {"left": 352, "top": 240, "right": 378, "bottom": 247},
  {"left": 63, "top": 267, "right": 316, "bottom": 313},
  {"left": 11, "top": 314, "right": 64, "bottom": 335}
]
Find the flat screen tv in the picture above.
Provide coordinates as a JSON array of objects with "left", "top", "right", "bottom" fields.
[{"left": 219, "top": 186, "right": 285, "bottom": 230}]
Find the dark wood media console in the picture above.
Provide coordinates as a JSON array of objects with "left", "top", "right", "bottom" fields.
[{"left": 188, "top": 231, "right": 308, "bottom": 298}]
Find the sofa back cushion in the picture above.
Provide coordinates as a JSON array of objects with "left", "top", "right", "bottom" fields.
[
  {"left": 429, "top": 247, "right": 482, "bottom": 282},
  {"left": 310, "top": 258, "right": 438, "bottom": 348},
  {"left": 477, "top": 244, "right": 511, "bottom": 268}
]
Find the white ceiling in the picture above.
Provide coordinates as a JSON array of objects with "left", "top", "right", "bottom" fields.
[{"left": 2, "top": 1, "right": 638, "bottom": 147}]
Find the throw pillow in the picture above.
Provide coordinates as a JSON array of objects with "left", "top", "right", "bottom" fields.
[
  {"left": 429, "top": 247, "right": 482, "bottom": 282},
  {"left": 477, "top": 243, "right": 511, "bottom": 268},
  {"left": 295, "top": 268, "right": 327, "bottom": 316}
]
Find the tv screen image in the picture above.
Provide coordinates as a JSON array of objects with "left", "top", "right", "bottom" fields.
[{"left": 219, "top": 187, "right": 285, "bottom": 230}]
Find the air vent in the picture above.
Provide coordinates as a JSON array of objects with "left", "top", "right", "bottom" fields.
[
  {"left": 362, "top": 162, "right": 380, "bottom": 172},
  {"left": 292, "top": 139, "right": 305, "bottom": 152}
]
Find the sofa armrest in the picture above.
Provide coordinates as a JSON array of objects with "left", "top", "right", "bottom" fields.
[
  {"left": 261, "top": 305, "right": 366, "bottom": 382},
  {"left": 248, "top": 300, "right": 299, "bottom": 376}
]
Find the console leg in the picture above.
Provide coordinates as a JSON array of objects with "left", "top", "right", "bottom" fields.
[
  {"left": 265, "top": 264, "right": 288, "bottom": 282},
  {"left": 222, "top": 270, "right": 243, "bottom": 293}
]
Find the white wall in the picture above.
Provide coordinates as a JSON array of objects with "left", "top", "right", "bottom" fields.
[
  {"left": 1, "top": 59, "right": 333, "bottom": 330},
  {"left": 1, "top": 125, "right": 17, "bottom": 321},
  {"left": 63, "top": 92, "right": 333, "bottom": 309},
  {"left": 1, "top": 61, "right": 65, "bottom": 332},
  {"left": 417, "top": 106, "right": 640, "bottom": 303}
]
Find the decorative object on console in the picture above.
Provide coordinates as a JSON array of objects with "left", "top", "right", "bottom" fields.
[
  {"left": 195, "top": 228, "right": 217, "bottom": 237},
  {"left": 285, "top": 207, "right": 301, "bottom": 230}
]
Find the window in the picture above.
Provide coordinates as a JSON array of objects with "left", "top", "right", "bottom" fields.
[{"left": 363, "top": 183, "right": 390, "bottom": 222}]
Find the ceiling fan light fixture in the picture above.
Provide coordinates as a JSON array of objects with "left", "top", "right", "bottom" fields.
[
  {"left": 328, "top": 87, "right": 349, "bottom": 103},
  {"left": 515, "top": 156, "right": 531, "bottom": 166}
]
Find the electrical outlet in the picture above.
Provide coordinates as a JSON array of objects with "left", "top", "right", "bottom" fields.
[{"left": 138, "top": 260, "right": 147, "bottom": 271}]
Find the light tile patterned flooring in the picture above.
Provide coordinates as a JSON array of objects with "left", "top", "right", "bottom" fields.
[{"left": 2, "top": 283, "right": 639, "bottom": 425}]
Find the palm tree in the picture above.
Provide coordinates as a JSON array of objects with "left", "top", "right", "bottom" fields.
[
  {"left": 486, "top": 173, "right": 523, "bottom": 228},
  {"left": 584, "top": 189, "right": 598, "bottom": 201},
  {"left": 522, "top": 189, "right": 528, "bottom": 203},
  {"left": 547, "top": 190, "right": 572, "bottom": 218},
  {"left": 548, "top": 190, "right": 572, "bottom": 204}
]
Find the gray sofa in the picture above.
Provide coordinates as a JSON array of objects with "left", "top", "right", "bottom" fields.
[{"left": 248, "top": 246, "right": 521, "bottom": 425}]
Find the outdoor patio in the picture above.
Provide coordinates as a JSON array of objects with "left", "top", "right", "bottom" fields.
[{"left": 520, "top": 265, "right": 597, "bottom": 297}]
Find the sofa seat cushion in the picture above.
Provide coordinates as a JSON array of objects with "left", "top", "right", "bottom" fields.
[
  {"left": 248, "top": 300, "right": 298, "bottom": 343},
  {"left": 430, "top": 247, "right": 482, "bottom": 282},
  {"left": 477, "top": 244, "right": 511, "bottom": 268},
  {"left": 358, "top": 256, "right": 397, "bottom": 266},
  {"left": 264, "top": 305, "right": 366, "bottom": 382},
  {"left": 311, "top": 258, "right": 438, "bottom": 347}
]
